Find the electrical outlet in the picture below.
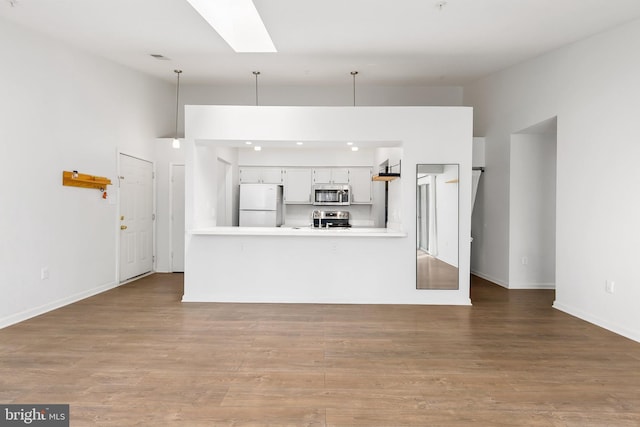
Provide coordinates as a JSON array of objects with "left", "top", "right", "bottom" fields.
[
  {"left": 605, "top": 280, "right": 615, "bottom": 294},
  {"left": 41, "top": 267, "right": 49, "bottom": 280},
  {"left": 521, "top": 256, "right": 528, "bottom": 265}
]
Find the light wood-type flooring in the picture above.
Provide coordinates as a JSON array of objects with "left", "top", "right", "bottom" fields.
[
  {"left": 417, "top": 250, "right": 458, "bottom": 290},
  {"left": 1, "top": 274, "right": 639, "bottom": 426}
]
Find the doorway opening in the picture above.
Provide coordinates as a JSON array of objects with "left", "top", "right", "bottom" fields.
[{"left": 508, "top": 116, "right": 557, "bottom": 290}]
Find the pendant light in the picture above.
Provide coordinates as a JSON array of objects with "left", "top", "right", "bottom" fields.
[
  {"left": 349, "top": 71, "right": 360, "bottom": 152},
  {"left": 351, "top": 71, "right": 359, "bottom": 106},
  {"left": 253, "top": 71, "right": 261, "bottom": 106},
  {"left": 172, "top": 69, "right": 183, "bottom": 149}
]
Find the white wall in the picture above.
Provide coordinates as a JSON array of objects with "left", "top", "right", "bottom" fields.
[
  {"left": 464, "top": 18, "right": 640, "bottom": 341},
  {"left": 182, "top": 84, "right": 463, "bottom": 107},
  {"left": 183, "top": 106, "right": 473, "bottom": 305},
  {"left": 0, "top": 18, "right": 173, "bottom": 327}
]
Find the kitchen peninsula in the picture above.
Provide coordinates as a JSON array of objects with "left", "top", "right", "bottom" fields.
[
  {"left": 191, "top": 226, "right": 406, "bottom": 237},
  {"left": 183, "top": 106, "right": 473, "bottom": 305}
]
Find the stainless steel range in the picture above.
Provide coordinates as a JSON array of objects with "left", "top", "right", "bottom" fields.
[{"left": 312, "top": 210, "right": 350, "bottom": 228}]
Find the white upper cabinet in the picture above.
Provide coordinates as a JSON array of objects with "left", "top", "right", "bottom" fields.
[
  {"left": 239, "top": 167, "right": 283, "bottom": 184},
  {"left": 242, "top": 166, "right": 372, "bottom": 204},
  {"left": 313, "top": 167, "right": 372, "bottom": 204},
  {"left": 283, "top": 168, "right": 312, "bottom": 204},
  {"left": 312, "top": 168, "right": 350, "bottom": 184},
  {"left": 349, "top": 167, "right": 373, "bottom": 204}
]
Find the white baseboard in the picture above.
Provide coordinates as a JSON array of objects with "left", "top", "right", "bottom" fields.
[
  {"left": 553, "top": 301, "right": 640, "bottom": 344},
  {"left": 508, "top": 281, "right": 556, "bottom": 290},
  {"left": 182, "top": 294, "right": 473, "bottom": 306},
  {"left": 0, "top": 280, "right": 119, "bottom": 330},
  {"left": 119, "top": 271, "right": 154, "bottom": 285}
]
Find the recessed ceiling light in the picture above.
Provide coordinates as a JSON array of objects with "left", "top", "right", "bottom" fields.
[
  {"left": 185, "top": 0, "right": 276, "bottom": 53},
  {"left": 245, "top": 141, "right": 252, "bottom": 145},
  {"left": 347, "top": 142, "right": 354, "bottom": 146},
  {"left": 351, "top": 147, "right": 359, "bottom": 152},
  {"left": 254, "top": 146, "right": 262, "bottom": 151},
  {"left": 296, "top": 142, "right": 303, "bottom": 146}
]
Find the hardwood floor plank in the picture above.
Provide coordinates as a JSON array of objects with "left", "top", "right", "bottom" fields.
[
  {"left": 221, "top": 387, "right": 428, "bottom": 410},
  {"left": 1, "top": 273, "right": 639, "bottom": 426},
  {"left": 326, "top": 408, "right": 556, "bottom": 427}
]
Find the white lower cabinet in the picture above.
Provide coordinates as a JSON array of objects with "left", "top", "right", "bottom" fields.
[{"left": 283, "top": 168, "right": 312, "bottom": 204}]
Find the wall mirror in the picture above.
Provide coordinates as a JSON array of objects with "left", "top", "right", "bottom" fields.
[{"left": 416, "top": 164, "right": 459, "bottom": 289}]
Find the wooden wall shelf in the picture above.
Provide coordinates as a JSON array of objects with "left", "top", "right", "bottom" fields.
[
  {"left": 372, "top": 160, "right": 401, "bottom": 181},
  {"left": 62, "top": 171, "right": 112, "bottom": 191},
  {"left": 372, "top": 173, "right": 401, "bottom": 182}
]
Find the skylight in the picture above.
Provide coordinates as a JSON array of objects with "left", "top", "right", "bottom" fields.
[{"left": 185, "top": 0, "right": 276, "bottom": 53}]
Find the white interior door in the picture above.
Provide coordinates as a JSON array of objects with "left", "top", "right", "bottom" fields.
[
  {"left": 119, "top": 154, "right": 154, "bottom": 282},
  {"left": 170, "top": 164, "right": 185, "bottom": 272}
]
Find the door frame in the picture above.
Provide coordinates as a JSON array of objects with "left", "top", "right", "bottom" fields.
[
  {"left": 169, "top": 162, "right": 185, "bottom": 272},
  {"left": 116, "top": 151, "right": 157, "bottom": 283}
]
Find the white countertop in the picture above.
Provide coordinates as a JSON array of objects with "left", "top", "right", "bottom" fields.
[{"left": 190, "top": 226, "right": 406, "bottom": 237}]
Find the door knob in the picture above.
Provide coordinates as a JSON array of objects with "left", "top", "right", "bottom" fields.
[{"left": 120, "top": 225, "right": 128, "bottom": 230}]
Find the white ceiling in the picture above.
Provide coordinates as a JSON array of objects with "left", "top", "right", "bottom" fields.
[{"left": 3, "top": 0, "right": 640, "bottom": 86}]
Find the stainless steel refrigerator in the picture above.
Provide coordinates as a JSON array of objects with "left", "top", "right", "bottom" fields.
[{"left": 239, "top": 184, "right": 283, "bottom": 227}]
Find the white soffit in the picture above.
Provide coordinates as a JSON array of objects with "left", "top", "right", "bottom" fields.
[{"left": 185, "top": 0, "right": 276, "bottom": 53}]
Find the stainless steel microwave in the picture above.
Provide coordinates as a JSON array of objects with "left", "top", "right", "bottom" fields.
[{"left": 312, "top": 184, "right": 350, "bottom": 206}]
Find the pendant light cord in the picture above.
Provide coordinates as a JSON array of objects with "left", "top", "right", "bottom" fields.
[
  {"left": 174, "top": 70, "right": 182, "bottom": 139},
  {"left": 253, "top": 71, "right": 260, "bottom": 106},
  {"left": 351, "top": 71, "right": 358, "bottom": 106}
]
